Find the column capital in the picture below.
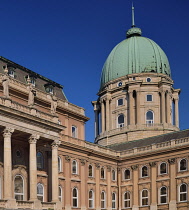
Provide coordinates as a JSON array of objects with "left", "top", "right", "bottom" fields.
[
  {"left": 168, "top": 158, "right": 176, "bottom": 164},
  {"left": 51, "top": 140, "right": 61, "bottom": 149},
  {"left": 29, "top": 134, "right": 40, "bottom": 144},
  {"left": 3, "top": 127, "right": 14, "bottom": 138},
  {"left": 131, "top": 164, "right": 138, "bottom": 170},
  {"left": 149, "top": 162, "right": 157, "bottom": 167},
  {"left": 106, "top": 165, "right": 111, "bottom": 172}
]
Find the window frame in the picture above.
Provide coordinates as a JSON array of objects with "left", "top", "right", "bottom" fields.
[
  {"left": 146, "top": 110, "right": 154, "bottom": 125},
  {"left": 146, "top": 94, "right": 153, "bottom": 102},
  {"left": 146, "top": 77, "right": 151, "bottom": 82},
  {"left": 37, "top": 183, "right": 44, "bottom": 202},
  {"left": 159, "top": 162, "right": 168, "bottom": 175},
  {"left": 112, "top": 192, "right": 116, "bottom": 209},
  {"left": 89, "top": 190, "right": 94, "bottom": 209},
  {"left": 159, "top": 186, "right": 167, "bottom": 204},
  {"left": 101, "top": 167, "right": 105, "bottom": 179},
  {"left": 124, "top": 169, "right": 131, "bottom": 180},
  {"left": 179, "top": 158, "right": 187, "bottom": 172},
  {"left": 72, "top": 126, "right": 77, "bottom": 138},
  {"left": 58, "top": 156, "right": 62, "bottom": 173},
  {"left": 72, "top": 188, "right": 78, "bottom": 208},
  {"left": 37, "top": 151, "right": 44, "bottom": 170},
  {"left": 101, "top": 191, "right": 106, "bottom": 209},
  {"left": 141, "top": 189, "right": 149, "bottom": 207},
  {"left": 88, "top": 164, "right": 93, "bottom": 177},
  {"left": 123, "top": 191, "right": 131, "bottom": 208},
  {"left": 117, "top": 114, "right": 124, "bottom": 128},
  {"left": 179, "top": 183, "right": 187, "bottom": 202},
  {"left": 59, "top": 185, "right": 62, "bottom": 202},
  {"left": 141, "top": 166, "right": 148, "bottom": 178},
  {"left": 112, "top": 169, "right": 116, "bottom": 181},
  {"left": 72, "top": 160, "right": 78, "bottom": 175},
  {"left": 117, "top": 98, "right": 124, "bottom": 106},
  {"left": 14, "top": 175, "right": 24, "bottom": 201}
]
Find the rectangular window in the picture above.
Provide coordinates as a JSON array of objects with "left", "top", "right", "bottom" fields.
[
  {"left": 117, "top": 98, "right": 123, "bottom": 106},
  {"left": 147, "top": 94, "right": 153, "bottom": 101}
]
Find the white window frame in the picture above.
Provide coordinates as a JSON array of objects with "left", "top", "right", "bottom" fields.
[
  {"left": 112, "top": 192, "right": 116, "bottom": 209},
  {"left": 88, "top": 164, "right": 93, "bottom": 177},
  {"left": 101, "top": 167, "right": 105, "bottom": 179},
  {"left": 59, "top": 185, "right": 62, "bottom": 202},
  {"left": 89, "top": 190, "right": 94, "bottom": 208},
  {"left": 159, "top": 186, "right": 167, "bottom": 204},
  {"left": 179, "top": 183, "right": 187, "bottom": 202},
  {"left": 146, "top": 110, "right": 154, "bottom": 125},
  {"left": 37, "top": 183, "right": 44, "bottom": 202},
  {"left": 72, "top": 188, "right": 78, "bottom": 208},
  {"left": 124, "top": 191, "right": 131, "bottom": 208},
  {"left": 124, "top": 169, "right": 131, "bottom": 180},
  {"left": 141, "top": 166, "right": 148, "bottom": 178},
  {"left": 58, "top": 156, "right": 62, "bottom": 173},
  {"left": 14, "top": 175, "right": 24, "bottom": 201},
  {"left": 72, "top": 160, "right": 78, "bottom": 174},
  {"left": 112, "top": 169, "right": 116, "bottom": 181},
  {"left": 179, "top": 158, "right": 187, "bottom": 172},
  {"left": 146, "top": 94, "right": 153, "bottom": 102},
  {"left": 117, "top": 98, "right": 124, "bottom": 106},
  {"left": 72, "top": 126, "right": 77, "bottom": 138},
  {"left": 101, "top": 191, "right": 106, "bottom": 209},
  {"left": 117, "top": 114, "right": 124, "bottom": 128},
  {"left": 141, "top": 189, "right": 149, "bottom": 207},
  {"left": 159, "top": 162, "right": 168, "bottom": 175}
]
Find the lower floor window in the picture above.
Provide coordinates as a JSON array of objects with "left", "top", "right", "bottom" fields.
[
  {"left": 141, "top": 189, "right": 148, "bottom": 206},
  {"left": 14, "top": 175, "right": 24, "bottom": 200},
  {"left": 37, "top": 183, "right": 44, "bottom": 202}
]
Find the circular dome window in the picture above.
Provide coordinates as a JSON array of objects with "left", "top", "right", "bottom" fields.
[
  {"left": 146, "top": 77, "right": 151, "bottom": 82},
  {"left": 118, "top": 81, "right": 122, "bottom": 87}
]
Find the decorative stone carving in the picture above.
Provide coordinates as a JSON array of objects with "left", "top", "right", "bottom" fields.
[
  {"left": 2, "top": 66, "right": 10, "bottom": 98},
  {"left": 149, "top": 162, "right": 156, "bottom": 167},
  {"left": 131, "top": 164, "right": 138, "bottom": 170},
  {"left": 65, "top": 155, "right": 71, "bottom": 162},
  {"left": 51, "top": 140, "right": 61, "bottom": 149},
  {"left": 95, "top": 163, "right": 100, "bottom": 169},
  {"left": 28, "top": 83, "right": 36, "bottom": 106},
  {"left": 80, "top": 159, "right": 85, "bottom": 166},
  {"left": 168, "top": 158, "right": 176, "bottom": 164},
  {"left": 3, "top": 127, "right": 14, "bottom": 138},
  {"left": 117, "top": 167, "right": 121, "bottom": 172},
  {"left": 29, "top": 134, "right": 40, "bottom": 144},
  {"left": 51, "top": 94, "right": 58, "bottom": 114},
  {"left": 107, "top": 165, "right": 111, "bottom": 172}
]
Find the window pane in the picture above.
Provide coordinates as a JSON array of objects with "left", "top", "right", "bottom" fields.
[
  {"left": 142, "top": 190, "right": 148, "bottom": 197},
  {"left": 37, "top": 152, "right": 43, "bottom": 169},
  {"left": 89, "top": 200, "right": 93, "bottom": 208},
  {"left": 14, "top": 176, "right": 23, "bottom": 194},
  {"left": 147, "top": 95, "right": 152, "bottom": 101},
  {"left": 180, "top": 159, "right": 187, "bottom": 171},
  {"left": 146, "top": 111, "right": 153, "bottom": 120},
  {"left": 101, "top": 192, "right": 105, "bottom": 199},
  {"left": 118, "top": 98, "right": 123, "bottom": 106},
  {"left": 125, "top": 192, "right": 130, "bottom": 199},
  {"left": 89, "top": 165, "right": 93, "bottom": 177},
  {"left": 112, "top": 170, "right": 115, "bottom": 180},
  {"left": 72, "top": 161, "right": 77, "bottom": 174},
  {"left": 161, "top": 187, "right": 166, "bottom": 195},
  {"left": 180, "top": 193, "right": 187, "bottom": 201},
  {"left": 160, "top": 163, "right": 167, "bottom": 174},
  {"left": 125, "top": 169, "right": 130, "bottom": 179},
  {"left": 142, "top": 198, "right": 148, "bottom": 206},
  {"left": 161, "top": 195, "right": 166, "bottom": 204},
  {"left": 101, "top": 168, "right": 105, "bottom": 178},
  {"left": 142, "top": 166, "right": 148, "bottom": 177},
  {"left": 73, "top": 198, "right": 77, "bottom": 207},
  {"left": 89, "top": 191, "right": 93, "bottom": 199},
  {"left": 73, "top": 189, "right": 77, "bottom": 197},
  {"left": 125, "top": 200, "right": 130, "bottom": 208},
  {"left": 118, "top": 115, "right": 124, "bottom": 124},
  {"left": 180, "top": 184, "right": 187, "bottom": 192}
]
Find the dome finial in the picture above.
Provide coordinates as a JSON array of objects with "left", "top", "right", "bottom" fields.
[{"left": 132, "top": 2, "right": 135, "bottom": 27}]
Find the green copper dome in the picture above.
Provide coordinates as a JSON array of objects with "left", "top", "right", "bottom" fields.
[{"left": 100, "top": 27, "right": 171, "bottom": 90}]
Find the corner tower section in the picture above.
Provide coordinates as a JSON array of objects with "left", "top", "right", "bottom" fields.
[{"left": 93, "top": 26, "right": 180, "bottom": 146}]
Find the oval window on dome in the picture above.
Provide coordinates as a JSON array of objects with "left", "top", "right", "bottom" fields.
[
  {"left": 146, "top": 78, "right": 151, "bottom": 82},
  {"left": 117, "top": 81, "right": 122, "bottom": 87}
]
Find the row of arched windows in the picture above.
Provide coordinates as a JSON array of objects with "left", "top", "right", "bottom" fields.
[{"left": 123, "top": 159, "right": 188, "bottom": 180}]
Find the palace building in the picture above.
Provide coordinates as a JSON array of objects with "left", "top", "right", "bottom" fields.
[{"left": 0, "top": 6, "right": 189, "bottom": 210}]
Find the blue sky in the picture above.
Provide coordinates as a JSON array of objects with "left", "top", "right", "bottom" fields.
[{"left": 0, "top": 0, "right": 189, "bottom": 142}]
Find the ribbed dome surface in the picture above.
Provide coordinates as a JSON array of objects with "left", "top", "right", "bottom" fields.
[{"left": 100, "top": 35, "right": 171, "bottom": 89}]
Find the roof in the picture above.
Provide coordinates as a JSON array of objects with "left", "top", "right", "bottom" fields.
[
  {"left": 107, "top": 129, "right": 189, "bottom": 151},
  {"left": 0, "top": 56, "right": 67, "bottom": 101}
]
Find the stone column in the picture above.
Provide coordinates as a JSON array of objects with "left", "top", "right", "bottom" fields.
[
  {"left": 136, "top": 91, "right": 140, "bottom": 125},
  {"left": 166, "top": 92, "right": 171, "bottom": 124},
  {"left": 101, "top": 100, "right": 105, "bottom": 133},
  {"left": 3, "top": 127, "right": 14, "bottom": 199},
  {"left": 105, "top": 98, "right": 110, "bottom": 131},
  {"left": 131, "top": 165, "right": 139, "bottom": 210},
  {"left": 51, "top": 140, "right": 60, "bottom": 202},
  {"left": 29, "top": 134, "right": 39, "bottom": 201},
  {"left": 129, "top": 91, "right": 134, "bottom": 125},
  {"left": 94, "top": 108, "right": 99, "bottom": 137},
  {"left": 168, "top": 158, "right": 177, "bottom": 210},
  {"left": 149, "top": 162, "right": 157, "bottom": 210},
  {"left": 161, "top": 91, "right": 165, "bottom": 124},
  {"left": 174, "top": 97, "right": 179, "bottom": 128}
]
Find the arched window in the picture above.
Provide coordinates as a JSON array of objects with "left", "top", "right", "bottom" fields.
[
  {"left": 117, "top": 114, "right": 124, "bottom": 128},
  {"left": 112, "top": 169, "right": 116, "bottom": 181},
  {"left": 112, "top": 192, "right": 116, "bottom": 209},
  {"left": 180, "top": 159, "right": 187, "bottom": 171},
  {"left": 124, "top": 169, "right": 130, "bottom": 180},
  {"left": 146, "top": 110, "right": 154, "bottom": 125},
  {"left": 160, "top": 186, "right": 167, "bottom": 204},
  {"left": 37, "top": 152, "right": 44, "bottom": 169},
  {"left": 72, "top": 160, "right": 77, "bottom": 174},
  {"left": 101, "top": 191, "right": 106, "bottom": 209},
  {"left": 141, "top": 189, "right": 148, "bottom": 206},
  {"left": 124, "top": 191, "right": 131, "bottom": 208},
  {"left": 142, "top": 166, "right": 148, "bottom": 177},
  {"left": 37, "top": 183, "right": 44, "bottom": 201},
  {"left": 14, "top": 175, "right": 24, "bottom": 200},
  {"left": 89, "top": 190, "right": 94, "bottom": 208},
  {"left": 101, "top": 167, "right": 105, "bottom": 179},
  {"left": 58, "top": 156, "right": 62, "bottom": 172},
  {"left": 160, "top": 162, "right": 167, "bottom": 174},
  {"left": 72, "top": 126, "right": 77, "bottom": 138},
  {"left": 59, "top": 186, "right": 62, "bottom": 202},
  {"left": 73, "top": 188, "right": 78, "bottom": 207},
  {"left": 179, "top": 184, "right": 187, "bottom": 202},
  {"left": 88, "top": 165, "right": 93, "bottom": 177}
]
